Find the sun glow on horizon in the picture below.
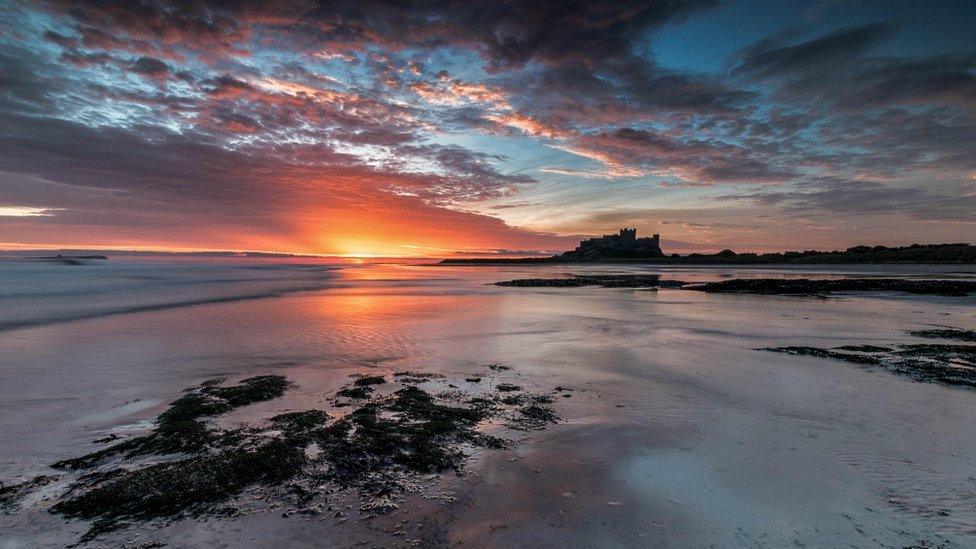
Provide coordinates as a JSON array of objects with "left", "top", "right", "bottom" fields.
[{"left": 323, "top": 237, "right": 429, "bottom": 258}]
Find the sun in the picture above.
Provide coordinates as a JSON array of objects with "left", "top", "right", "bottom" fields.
[{"left": 327, "top": 238, "right": 417, "bottom": 258}]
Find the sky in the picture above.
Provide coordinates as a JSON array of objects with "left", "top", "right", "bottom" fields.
[{"left": 0, "top": 0, "right": 973, "bottom": 256}]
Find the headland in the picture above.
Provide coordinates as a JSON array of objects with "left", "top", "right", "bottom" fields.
[{"left": 440, "top": 228, "right": 976, "bottom": 265}]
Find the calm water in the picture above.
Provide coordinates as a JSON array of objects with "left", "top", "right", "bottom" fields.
[{"left": 1, "top": 258, "right": 975, "bottom": 547}]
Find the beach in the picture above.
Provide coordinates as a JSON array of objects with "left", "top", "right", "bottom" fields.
[{"left": 2, "top": 258, "right": 975, "bottom": 547}]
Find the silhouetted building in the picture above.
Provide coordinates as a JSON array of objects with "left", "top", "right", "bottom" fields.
[{"left": 560, "top": 228, "right": 663, "bottom": 259}]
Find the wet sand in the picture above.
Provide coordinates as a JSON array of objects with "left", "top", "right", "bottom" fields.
[{"left": 1, "top": 261, "right": 975, "bottom": 547}]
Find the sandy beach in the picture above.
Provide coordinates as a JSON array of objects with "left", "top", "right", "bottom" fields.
[{"left": 1, "top": 258, "right": 975, "bottom": 548}]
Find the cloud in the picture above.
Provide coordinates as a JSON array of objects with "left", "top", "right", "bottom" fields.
[
  {"left": 0, "top": 99, "right": 567, "bottom": 252},
  {"left": 129, "top": 55, "right": 170, "bottom": 78},
  {"left": 560, "top": 128, "right": 795, "bottom": 184},
  {"left": 0, "top": 47, "right": 64, "bottom": 111},
  {"left": 735, "top": 22, "right": 976, "bottom": 112},
  {"left": 3, "top": 1, "right": 974, "bottom": 252},
  {"left": 718, "top": 178, "right": 976, "bottom": 223},
  {"left": 0, "top": 206, "right": 63, "bottom": 217},
  {"left": 735, "top": 22, "right": 895, "bottom": 78}
]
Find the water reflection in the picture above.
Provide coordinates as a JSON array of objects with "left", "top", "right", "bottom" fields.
[{"left": 1, "top": 260, "right": 975, "bottom": 546}]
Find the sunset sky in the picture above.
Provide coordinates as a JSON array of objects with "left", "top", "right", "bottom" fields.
[{"left": 0, "top": 0, "right": 974, "bottom": 256}]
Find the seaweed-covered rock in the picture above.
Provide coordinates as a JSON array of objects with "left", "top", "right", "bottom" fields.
[
  {"left": 910, "top": 328, "right": 976, "bottom": 342},
  {"left": 52, "top": 376, "right": 289, "bottom": 470},
  {"left": 52, "top": 440, "right": 307, "bottom": 541},
  {"left": 514, "top": 404, "right": 559, "bottom": 430},
  {"left": 353, "top": 375, "right": 387, "bottom": 387},
  {"left": 761, "top": 338, "right": 976, "bottom": 388},
  {"left": 496, "top": 275, "right": 685, "bottom": 288},
  {"left": 762, "top": 346, "right": 881, "bottom": 365},
  {"left": 833, "top": 345, "right": 894, "bottom": 353},
  {"left": 1, "top": 475, "right": 57, "bottom": 512},
  {"left": 269, "top": 410, "right": 330, "bottom": 432},
  {"left": 41, "top": 370, "right": 562, "bottom": 543},
  {"left": 336, "top": 386, "right": 373, "bottom": 399},
  {"left": 688, "top": 278, "right": 976, "bottom": 296}
]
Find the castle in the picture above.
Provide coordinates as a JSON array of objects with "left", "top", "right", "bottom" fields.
[{"left": 560, "top": 228, "right": 663, "bottom": 259}]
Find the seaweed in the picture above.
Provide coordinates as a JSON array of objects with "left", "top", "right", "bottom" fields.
[
  {"left": 909, "top": 328, "right": 976, "bottom": 342},
  {"left": 43, "top": 371, "right": 561, "bottom": 543},
  {"left": 52, "top": 376, "right": 289, "bottom": 470},
  {"left": 687, "top": 278, "right": 976, "bottom": 296},
  {"left": 199, "top": 375, "right": 289, "bottom": 408},
  {"left": 886, "top": 359, "right": 976, "bottom": 388},
  {"left": 392, "top": 371, "right": 445, "bottom": 384},
  {"left": 833, "top": 345, "right": 893, "bottom": 353},
  {"left": 313, "top": 385, "right": 507, "bottom": 484},
  {"left": 353, "top": 375, "right": 387, "bottom": 387},
  {"left": 269, "top": 410, "right": 330, "bottom": 432},
  {"left": 336, "top": 386, "right": 373, "bottom": 399},
  {"left": 761, "top": 340, "right": 976, "bottom": 388},
  {"left": 761, "top": 346, "right": 881, "bottom": 365},
  {"left": 895, "top": 344, "right": 976, "bottom": 368},
  {"left": 494, "top": 276, "right": 976, "bottom": 295},
  {"left": 52, "top": 439, "right": 307, "bottom": 542},
  {"left": 495, "top": 275, "right": 685, "bottom": 288},
  {"left": 1, "top": 475, "right": 57, "bottom": 512},
  {"left": 514, "top": 404, "right": 559, "bottom": 430}
]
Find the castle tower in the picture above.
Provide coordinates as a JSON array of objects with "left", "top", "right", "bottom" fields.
[{"left": 619, "top": 228, "right": 637, "bottom": 242}]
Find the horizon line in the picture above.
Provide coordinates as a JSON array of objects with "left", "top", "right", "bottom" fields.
[{"left": 1, "top": 240, "right": 973, "bottom": 260}]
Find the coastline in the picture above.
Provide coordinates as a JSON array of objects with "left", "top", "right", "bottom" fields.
[
  {"left": 439, "top": 241, "right": 976, "bottom": 265},
  {"left": 439, "top": 257, "right": 976, "bottom": 265}
]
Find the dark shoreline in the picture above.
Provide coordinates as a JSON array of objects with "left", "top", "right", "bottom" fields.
[
  {"left": 442, "top": 257, "right": 976, "bottom": 266},
  {"left": 440, "top": 242, "right": 976, "bottom": 265}
]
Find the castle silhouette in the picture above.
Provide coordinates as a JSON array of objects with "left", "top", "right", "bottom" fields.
[{"left": 560, "top": 228, "right": 663, "bottom": 259}]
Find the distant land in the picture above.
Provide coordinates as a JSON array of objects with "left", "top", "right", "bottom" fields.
[
  {"left": 441, "top": 228, "right": 976, "bottom": 265},
  {"left": 0, "top": 250, "right": 327, "bottom": 259},
  {"left": 36, "top": 254, "right": 108, "bottom": 260}
]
